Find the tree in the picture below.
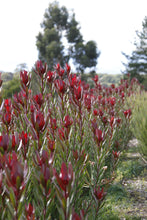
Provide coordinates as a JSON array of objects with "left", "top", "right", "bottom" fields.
[
  {"left": 36, "top": 1, "right": 69, "bottom": 69},
  {"left": 36, "top": 1, "right": 100, "bottom": 73},
  {"left": 122, "top": 16, "right": 147, "bottom": 87}
]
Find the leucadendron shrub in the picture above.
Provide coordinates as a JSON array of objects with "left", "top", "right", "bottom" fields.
[
  {"left": 129, "top": 90, "right": 147, "bottom": 163},
  {"left": 0, "top": 63, "right": 142, "bottom": 219}
]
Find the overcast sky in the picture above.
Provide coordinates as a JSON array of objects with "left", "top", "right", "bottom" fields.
[{"left": 0, "top": 0, "right": 147, "bottom": 74}]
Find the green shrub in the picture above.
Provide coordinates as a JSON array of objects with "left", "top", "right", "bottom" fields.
[{"left": 130, "top": 91, "right": 147, "bottom": 162}]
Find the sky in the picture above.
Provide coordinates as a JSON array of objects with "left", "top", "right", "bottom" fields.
[{"left": 0, "top": 0, "right": 147, "bottom": 74}]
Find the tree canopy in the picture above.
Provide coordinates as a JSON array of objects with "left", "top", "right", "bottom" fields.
[
  {"left": 36, "top": 1, "right": 100, "bottom": 73},
  {"left": 122, "top": 16, "right": 147, "bottom": 87}
]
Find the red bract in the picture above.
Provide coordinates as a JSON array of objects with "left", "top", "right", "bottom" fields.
[
  {"left": 5, "top": 153, "right": 26, "bottom": 199},
  {"left": 84, "top": 94, "right": 91, "bottom": 111},
  {"left": 110, "top": 116, "right": 115, "bottom": 128},
  {"left": 58, "top": 127, "right": 65, "bottom": 141},
  {"left": 25, "top": 203, "right": 35, "bottom": 219},
  {"left": 98, "top": 109, "right": 104, "bottom": 117},
  {"left": 124, "top": 109, "right": 132, "bottom": 118},
  {"left": 10, "top": 161, "right": 24, "bottom": 187},
  {"left": 109, "top": 97, "right": 116, "bottom": 106},
  {"left": 116, "top": 118, "right": 121, "bottom": 125},
  {"left": 35, "top": 60, "right": 46, "bottom": 77},
  {"left": 91, "top": 119, "right": 97, "bottom": 132},
  {"left": 95, "top": 128, "right": 103, "bottom": 146},
  {"left": 50, "top": 118, "right": 57, "bottom": 130},
  {"left": 55, "top": 79, "right": 66, "bottom": 94},
  {"left": 0, "top": 134, "right": 9, "bottom": 152},
  {"left": 55, "top": 63, "right": 60, "bottom": 72},
  {"left": 112, "top": 150, "right": 120, "bottom": 159},
  {"left": 36, "top": 111, "right": 45, "bottom": 131},
  {"left": 47, "top": 70, "right": 54, "bottom": 83},
  {"left": 111, "top": 83, "right": 115, "bottom": 89},
  {"left": 3, "top": 111, "right": 11, "bottom": 125},
  {"left": 31, "top": 110, "right": 45, "bottom": 133},
  {"left": 20, "top": 131, "right": 28, "bottom": 146},
  {"left": 94, "top": 186, "right": 106, "bottom": 201},
  {"left": 102, "top": 116, "right": 108, "bottom": 125},
  {"left": 92, "top": 75, "right": 98, "bottom": 83},
  {"left": 33, "top": 93, "right": 43, "bottom": 108},
  {"left": 20, "top": 70, "right": 29, "bottom": 87},
  {"left": 12, "top": 135, "right": 16, "bottom": 149},
  {"left": 74, "top": 86, "right": 82, "bottom": 100},
  {"left": 55, "top": 162, "right": 73, "bottom": 192},
  {"left": 47, "top": 138, "right": 55, "bottom": 152},
  {"left": 69, "top": 74, "right": 81, "bottom": 88},
  {"left": 63, "top": 115, "right": 73, "bottom": 128},
  {"left": 66, "top": 63, "right": 71, "bottom": 75},
  {"left": 4, "top": 98, "right": 11, "bottom": 109},
  {"left": 93, "top": 109, "right": 98, "bottom": 116}
]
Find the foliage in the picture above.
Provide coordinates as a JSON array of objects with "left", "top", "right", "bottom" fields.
[
  {"left": 0, "top": 61, "right": 142, "bottom": 219},
  {"left": 2, "top": 75, "right": 20, "bottom": 99},
  {"left": 122, "top": 16, "right": 147, "bottom": 89},
  {"left": 129, "top": 90, "right": 147, "bottom": 162},
  {"left": 36, "top": 1, "right": 100, "bottom": 73}
]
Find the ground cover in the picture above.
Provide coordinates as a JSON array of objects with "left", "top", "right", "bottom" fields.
[{"left": 103, "top": 139, "right": 147, "bottom": 220}]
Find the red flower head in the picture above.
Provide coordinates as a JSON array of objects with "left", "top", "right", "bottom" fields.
[
  {"left": 58, "top": 127, "right": 65, "bottom": 141},
  {"left": 47, "top": 70, "right": 54, "bottom": 83},
  {"left": 98, "top": 109, "right": 104, "bottom": 117},
  {"left": 116, "top": 117, "right": 121, "bottom": 125},
  {"left": 112, "top": 150, "right": 120, "bottom": 159},
  {"left": 55, "top": 79, "right": 66, "bottom": 94},
  {"left": 35, "top": 60, "right": 46, "bottom": 77},
  {"left": 111, "top": 83, "right": 115, "bottom": 89},
  {"left": 94, "top": 186, "right": 106, "bottom": 201},
  {"left": 0, "top": 134, "right": 9, "bottom": 152},
  {"left": 20, "top": 131, "right": 28, "bottom": 147},
  {"left": 31, "top": 110, "right": 45, "bottom": 133},
  {"left": 5, "top": 152, "right": 27, "bottom": 198},
  {"left": 109, "top": 97, "right": 116, "bottom": 106},
  {"left": 3, "top": 111, "right": 11, "bottom": 125},
  {"left": 55, "top": 162, "right": 73, "bottom": 193},
  {"left": 74, "top": 86, "right": 82, "bottom": 100},
  {"left": 69, "top": 74, "right": 81, "bottom": 88},
  {"left": 33, "top": 93, "right": 43, "bottom": 108},
  {"left": 124, "top": 109, "right": 132, "bottom": 118},
  {"left": 35, "top": 111, "right": 45, "bottom": 131},
  {"left": 93, "top": 109, "right": 99, "bottom": 116},
  {"left": 20, "top": 70, "right": 29, "bottom": 87},
  {"left": 25, "top": 203, "right": 35, "bottom": 219},
  {"left": 12, "top": 135, "right": 16, "bottom": 149},
  {"left": 92, "top": 75, "right": 98, "bottom": 84},
  {"left": 4, "top": 99, "right": 12, "bottom": 112},
  {"left": 63, "top": 115, "right": 73, "bottom": 128},
  {"left": 50, "top": 118, "right": 57, "bottom": 130},
  {"left": 55, "top": 63, "right": 60, "bottom": 72},
  {"left": 84, "top": 93, "right": 91, "bottom": 111},
  {"left": 47, "top": 138, "right": 55, "bottom": 152},
  {"left": 110, "top": 116, "right": 115, "bottom": 128},
  {"left": 102, "top": 116, "right": 108, "bottom": 125},
  {"left": 95, "top": 128, "right": 103, "bottom": 146},
  {"left": 10, "top": 161, "right": 24, "bottom": 188},
  {"left": 66, "top": 63, "right": 71, "bottom": 75}
]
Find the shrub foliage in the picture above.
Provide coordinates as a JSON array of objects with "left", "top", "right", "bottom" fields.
[{"left": 0, "top": 63, "right": 142, "bottom": 219}]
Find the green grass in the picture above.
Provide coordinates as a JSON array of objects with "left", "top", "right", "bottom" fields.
[{"left": 100, "top": 145, "right": 147, "bottom": 220}]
